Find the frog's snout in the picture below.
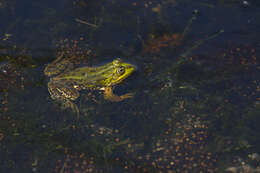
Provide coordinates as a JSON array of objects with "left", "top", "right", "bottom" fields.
[{"left": 127, "top": 63, "right": 137, "bottom": 72}]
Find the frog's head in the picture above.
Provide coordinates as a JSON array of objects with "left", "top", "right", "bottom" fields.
[{"left": 109, "top": 58, "right": 135, "bottom": 85}]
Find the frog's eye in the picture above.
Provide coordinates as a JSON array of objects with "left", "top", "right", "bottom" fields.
[
  {"left": 117, "top": 66, "right": 125, "bottom": 75},
  {"left": 113, "top": 58, "right": 121, "bottom": 65}
]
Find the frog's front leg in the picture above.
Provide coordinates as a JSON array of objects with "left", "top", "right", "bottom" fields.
[
  {"left": 48, "top": 81, "right": 80, "bottom": 117},
  {"left": 104, "top": 86, "right": 134, "bottom": 102}
]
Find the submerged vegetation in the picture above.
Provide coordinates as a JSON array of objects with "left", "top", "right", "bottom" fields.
[{"left": 0, "top": 0, "right": 260, "bottom": 172}]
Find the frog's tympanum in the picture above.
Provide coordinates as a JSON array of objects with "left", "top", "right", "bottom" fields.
[{"left": 44, "top": 53, "right": 135, "bottom": 115}]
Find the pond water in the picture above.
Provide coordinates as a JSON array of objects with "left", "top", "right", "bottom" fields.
[{"left": 0, "top": 0, "right": 260, "bottom": 172}]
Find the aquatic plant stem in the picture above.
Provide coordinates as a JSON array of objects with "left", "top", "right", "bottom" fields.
[
  {"left": 75, "top": 18, "right": 98, "bottom": 28},
  {"left": 182, "top": 10, "right": 199, "bottom": 39},
  {"left": 180, "top": 29, "right": 225, "bottom": 61}
]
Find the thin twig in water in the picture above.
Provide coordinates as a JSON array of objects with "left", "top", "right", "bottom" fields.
[{"left": 75, "top": 18, "right": 98, "bottom": 28}]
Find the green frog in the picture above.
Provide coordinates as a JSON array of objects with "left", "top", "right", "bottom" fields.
[{"left": 44, "top": 53, "right": 135, "bottom": 115}]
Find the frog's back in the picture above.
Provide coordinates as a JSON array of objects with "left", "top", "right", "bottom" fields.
[{"left": 52, "top": 63, "right": 114, "bottom": 88}]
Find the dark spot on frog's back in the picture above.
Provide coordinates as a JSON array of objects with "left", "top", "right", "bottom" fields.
[{"left": 101, "top": 71, "right": 110, "bottom": 77}]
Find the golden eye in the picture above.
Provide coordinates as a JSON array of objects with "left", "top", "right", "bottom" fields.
[{"left": 117, "top": 66, "right": 125, "bottom": 75}]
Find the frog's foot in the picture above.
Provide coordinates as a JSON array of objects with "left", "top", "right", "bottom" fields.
[
  {"left": 104, "top": 87, "right": 134, "bottom": 102},
  {"left": 48, "top": 81, "right": 80, "bottom": 118},
  {"left": 44, "top": 52, "right": 74, "bottom": 77},
  {"left": 60, "top": 100, "right": 80, "bottom": 119}
]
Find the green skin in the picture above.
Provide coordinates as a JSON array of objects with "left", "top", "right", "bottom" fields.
[{"left": 44, "top": 57, "right": 135, "bottom": 107}]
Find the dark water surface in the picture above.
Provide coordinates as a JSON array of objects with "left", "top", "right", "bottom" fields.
[{"left": 0, "top": 0, "right": 260, "bottom": 172}]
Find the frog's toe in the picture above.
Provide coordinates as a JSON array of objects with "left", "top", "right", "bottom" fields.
[
  {"left": 120, "top": 92, "right": 134, "bottom": 99},
  {"left": 59, "top": 100, "right": 80, "bottom": 119},
  {"left": 69, "top": 103, "right": 79, "bottom": 118},
  {"left": 104, "top": 92, "right": 134, "bottom": 102}
]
